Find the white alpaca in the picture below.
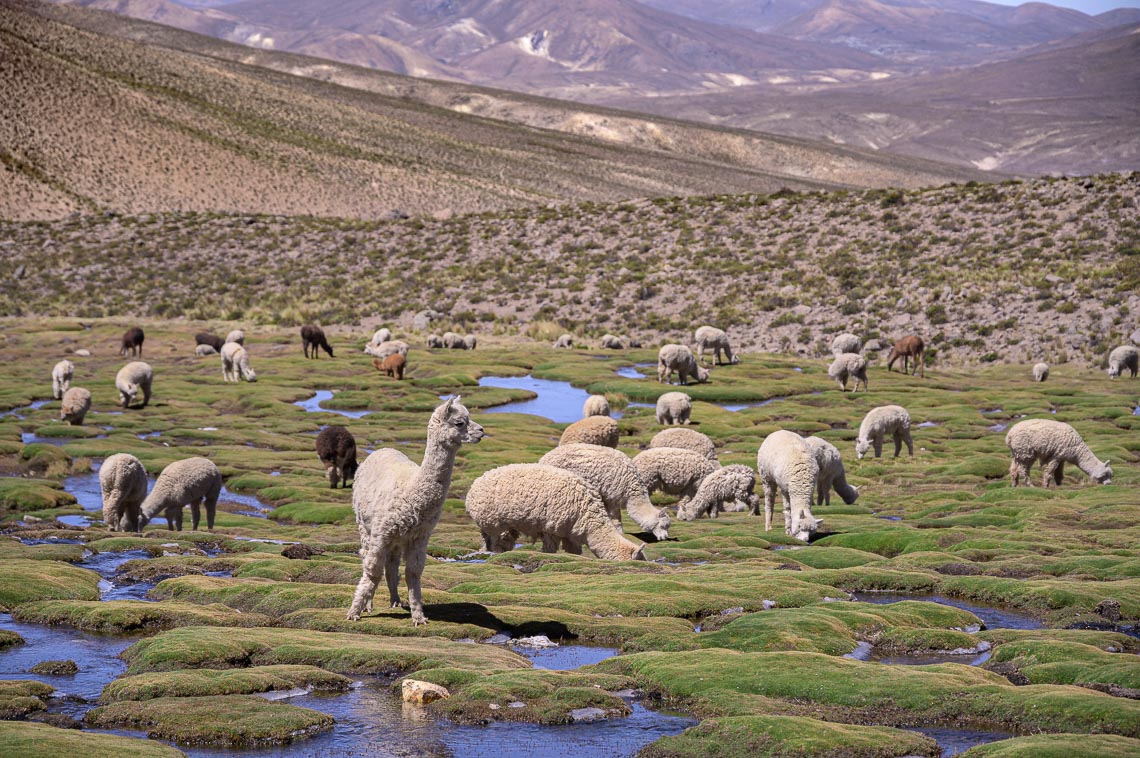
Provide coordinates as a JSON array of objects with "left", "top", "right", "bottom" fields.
[
  {"left": 757, "top": 430, "right": 821, "bottom": 541},
  {"left": 559, "top": 416, "right": 619, "bottom": 448},
  {"left": 100, "top": 453, "right": 148, "bottom": 532},
  {"left": 465, "top": 464, "right": 645, "bottom": 560},
  {"left": 804, "top": 436, "right": 859, "bottom": 506},
  {"left": 116, "top": 361, "right": 153, "bottom": 408},
  {"left": 221, "top": 343, "right": 256, "bottom": 382},
  {"left": 1107, "top": 345, "right": 1138, "bottom": 378},
  {"left": 1005, "top": 419, "right": 1112, "bottom": 488},
  {"left": 855, "top": 405, "right": 913, "bottom": 459},
  {"left": 649, "top": 428, "right": 717, "bottom": 460},
  {"left": 540, "top": 443, "right": 671, "bottom": 540},
  {"left": 59, "top": 387, "right": 92, "bottom": 425},
  {"left": 1032, "top": 363, "right": 1049, "bottom": 382},
  {"left": 828, "top": 353, "right": 868, "bottom": 393},
  {"left": 348, "top": 397, "right": 485, "bottom": 624},
  {"left": 633, "top": 447, "right": 721, "bottom": 513},
  {"left": 657, "top": 344, "right": 710, "bottom": 385},
  {"left": 583, "top": 395, "right": 611, "bottom": 418},
  {"left": 676, "top": 465, "right": 758, "bottom": 521},
  {"left": 51, "top": 360, "right": 74, "bottom": 400},
  {"left": 138, "top": 457, "right": 222, "bottom": 532},
  {"left": 694, "top": 326, "right": 740, "bottom": 365},
  {"left": 656, "top": 391, "right": 692, "bottom": 425}
]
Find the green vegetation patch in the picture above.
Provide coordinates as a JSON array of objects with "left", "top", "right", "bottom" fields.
[
  {"left": 85, "top": 694, "right": 334, "bottom": 746},
  {"left": 0, "top": 478, "right": 76, "bottom": 514},
  {"left": 12, "top": 600, "right": 274, "bottom": 634},
  {"left": 122, "top": 626, "right": 530, "bottom": 676},
  {"left": 431, "top": 668, "right": 634, "bottom": 725},
  {"left": 958, "top": 733, "right": 1140, "bottom": 758},
  {"left": 102, "top": 665, "right": 352, "bottom": 701},
  {"left": 0, "top": 720, "right": 185, "bottom": 758},
  {"left": 597, "top": 649, "right": 1140, "bottom": 736},
  {"left": 987, "top": 640, "right": 1140, "bottom": 689},
  {"left": 0, "top": 682, "right": 53, "bottom": 719},
  {"left": 640, "top": 715, "right": 940, "bottom": 758},
  {"left": 0, "top": 559, "right": 100, "bottom": 611},
  {"left": 0, "top": 630, "right": 24, "bottom": 649}
]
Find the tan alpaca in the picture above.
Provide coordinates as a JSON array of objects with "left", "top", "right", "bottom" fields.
[{"left": 347, "top": 397, "right": 485, "bottom": 625}]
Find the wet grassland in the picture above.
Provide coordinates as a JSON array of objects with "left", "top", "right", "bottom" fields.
[{"left": 0, "top": 319, "right": 1138, "bottom": 757}]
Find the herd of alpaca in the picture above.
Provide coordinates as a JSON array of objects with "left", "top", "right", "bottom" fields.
[{"left": 31, "top": 323, "right": 1126, "bottom": 625}]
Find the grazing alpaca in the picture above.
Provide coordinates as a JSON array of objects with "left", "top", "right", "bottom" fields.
[
  {"left": 51, "top": 360, "right": 74, "bottom": 400},
  {"left": 374, "top": 354, "right": 406, "bottom": 380},
  {"left": 120, "top": 327, "right": 144, "bottom": 358},
  {"left": 315, "top": 426, "right": 358, "bottom": 489},
  {"left": 195, "top": 332, "right": 225, "bottom": 352},
  {"left": 138, "top": 457, "right": 222, "bottom": 532},
  {"left": 886, "top": 335, "right": 925, "bottom": 378},
  {"left": 348, "top": 397, "right": 485, "bottom": 624},
  {"left": 1005, "top": 419, "right": 1112, "bottom": 488},
  {"left": 301, "top": 325, "right": 334, "bottom": 359}
]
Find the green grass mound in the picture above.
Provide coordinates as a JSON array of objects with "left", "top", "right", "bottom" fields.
[
  {"left": 12, "top": 600, "right": 275, "bottom": 634},
  {"left": 0, "top": 720, "right": 185, "bottom": 758},
  {"left": 85, "top": 694, "right": 334, "bottom": 746},
  {"left": 428, "top": 668, "right": 635, "bottom": 725},
  {"left": 0, "top": 560, "right": 100, "bottom": 611},
  {"left": 122, "top": 626, "right": 530, "bottom": 675},
  {"left": 0, "top": 630, "right": 24, "bottom": 649},
  {"left": 0, "top": 680, "right": 54, "bottom": 720},
  {"left": 959, "top": 733, "right": 1140, "bottom": 757},
  {"left": 639, "top": 715, "right": 940, "bottom": 757},
  {"left": 596, "top": 649, "right": 1140, "bottom": 736},
  {"left": 692, "top": 601, "right": 980, "bottom": 656},
  {"left": 0, "top": 478, "right": 76, "bottom": 514},
  {"left": 102, "top": 665, "right": 352, "bottom": 701},
  {"left": 0, "top": 539, "right": 86, "bottom": 563},
  {"left": 987, "top": 640, "right": 1140, "bottom": 689}
]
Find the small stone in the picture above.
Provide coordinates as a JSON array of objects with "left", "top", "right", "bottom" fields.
[
  {"left": 30, "top": 659, "right": 78, "bottom": 675},
  {"left": 1129, "top": 329, "right": 1140, "bottom": 346},
  {"left": 401, "top": 679, "right": 450, "bottom": 705},
  {"left": 484, "top": 633, "right": 512, "bottom": 645},
  {"left": 507, "top": 701, "right": 526, "bottom": 709},
  {"left": 762, "top": 600, "right": 777, "bottom": 610},
  {"left": 512, "top": 635, "right": 558, "bottom": 648},
  {"left": 73, "top": 349, "right": 91, "bottom": 357},
  {"left": 864, "top": 339, "right": 883, "bottom": 352},
  {"left": 719, "top": 607, "right": 744, "bottom": 616},
  {"left": 570, "top": 707, "right": 607, "bottom": 722},
  {"left": 488, "top": 703, "right": 500, "bottom": 710}
]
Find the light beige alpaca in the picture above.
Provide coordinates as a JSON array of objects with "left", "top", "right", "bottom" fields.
[{"left": 348, "top": 397, "right": 485, "bottom": 625}]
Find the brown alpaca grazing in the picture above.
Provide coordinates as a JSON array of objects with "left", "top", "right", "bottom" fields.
[
  {"left": 374, "top": 354, "right": 406, "bottom": 380},
  {"left": 315, "top": 426, "right": 358, "bottom": 489},
  {"left": 887, "top": 335, "right": 925, "bottom": 378},
  {"left": 195, "top": 332, "right": 225, "bottom": 351},
  {"left": 301, "top": 325, "right": 334, "bottom": 359},
  {"left": 120, "top": 327, "right": 144, "bottom": 357}
]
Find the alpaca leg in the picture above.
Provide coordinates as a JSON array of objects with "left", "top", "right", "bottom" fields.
[
  {"left": 540, "top": 533, "right": 560, "bottom": 553},
  {"left": 893, "top": 432, "right": 902, "bottom": 458},
  {"left": 190, "top": 500, "right": 201, "bottom": 531},
  {"left": 561, "top": 538, "right": 582, "bottom": 555},
  {"left": 780, "top": 491, "right": 792, "bottom": 533},
  {"left": 141, "top": 381, "right": 151, "bottom": 408},
  {"left": 348, "top": 537, "right": 390, "bottom": 620},
  {"left": 1053, "top": 461, "right": 1064, "bottom": 486},
  {"left": 385, "top": 550, "right": 401, "bottom": 608},
  {"left": 205, "top": 492, "right": 217, "bottom": 531},
  {"left": 1009, "top": 459, "right": 1021, "bottom": 487},
  {"left": 1042, "top": 459, "right": 1060, "bottom": 488},
  {"left": 873, "top": 436, "right": 883, "bottom": 458},
  {"left": 904, "top": 430, "right": 913, "bottom": 456},
  {"left": 763, "top": 480, "right": 776, "bottom": 530},
  {"left": 404, "top": 539, "right": 430, "bottom": 626}
]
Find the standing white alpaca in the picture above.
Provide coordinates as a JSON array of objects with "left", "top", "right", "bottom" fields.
[
  {"left": 52, "top": 360, "right": 74, "bottom": 400},
  {"left": 347, "top": 397, "right": 485, "bottom": 625}
]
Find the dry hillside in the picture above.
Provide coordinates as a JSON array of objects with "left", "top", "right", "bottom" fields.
[{"left": 1, "top": 0, "right": 986, "bottom": 221}]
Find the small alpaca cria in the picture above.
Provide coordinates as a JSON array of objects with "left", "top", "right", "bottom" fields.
[
  {"left": 99, "top": 453, "right": 148, "bottom": 532},
  {"left": 374, "top": 354, "right": 406, "bottom": 380},
  {"left": 370, "top": 328, "right": 392, "bottom": 348},
  {"left": 51, "top": 360, "right": 73, "bottom": 400},
  {"left": 804, "top": 436, "right": 859, "bottom": 506},
  {"left": 1107, "top": 345, "right": 1138, "bottom": 378},
  {"left": 649, "top": 428, "right": 717, "bottom": 460},
  {"left": 677, "top": 464, "right": 758, "bottom": 521},
  {"left": 1005, "top": 419, "right": 1111, "bottom": 488},
  {"left": 59, "top": 387, "right": 91, "bottom": 425},
  {"left": 221, "top": 343, "right": 256, "bottom": 382},
  {"left": 1032, "top": 363, "right": 1049, "bottom": 382},
  {"left": 465, "top": 464, "right": 646, "bottom": 560},
  {"left": 301, "top": 325, "right": 334, "bottom": 358},
  {"left": 583, "top": 395, "right": 611, "bottom": 418},
  {"left": 195, "top": 332, "right": 225, "bottom": 352},
  {"left": 138, "top": 457, "right": 222, "bottom": 532},
  {"left": 757, "top": 430, "right": 821, "bottom": 542},
  {"left": 116, "top": 361, "right": 153, "bottom": 408},
  {"left": 656, "top": 391, "right": 693, "bottom": 425},
  {"left": 828, "top": 353, "right": 868, "bottom": 392},
  {"left": 694, "top": 326, "right": 740, "bottom": 366},
  {"left": 348, "top": 397, "right": 485, "bottom": 624},
  {"left": 855, "top": 405, "right": 913, "bottom": 459},
  {"left": 540, "top": 443, "right": 671, "bottom": 540},
  {"left": 657, "top": 344, "right": 710, "bottom": 385},
  {"left": 315, "top": 426, "right": 358, "bottom": 489},
  {"left": 560, "top": 416, "right": 619, "bottom": 448}
]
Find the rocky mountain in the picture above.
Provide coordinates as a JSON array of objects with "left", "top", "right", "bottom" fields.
[{"left": 1, "top": 0, "right": 985, "bottom": 221}]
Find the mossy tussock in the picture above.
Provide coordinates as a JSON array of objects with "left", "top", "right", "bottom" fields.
[
  {"left": 85, "top": 694, "right": 334, "bottom": 746},
  {"left": 101, "top": 665, "right": 352, "bottom": 701},
  {"left": 428, "top": 668, "right": 636, "bottom": 725},
  {"left": 638, "top": 715, "right": 941, "bottom": 757},
  {"left": 11, "top": 600, "right": 275, "bottom": 634},
  {"left": 0, "top": 720, "right": 186, "bottom": 758},
  {"left": 958, "top": 734, "right": 1140, "bottom": 757},
  {"left": 986, "top": 640, "right": 1140, "bottom": 689},
  {"left": 0, "top": 559, "right": 101, "bottom": 611}
]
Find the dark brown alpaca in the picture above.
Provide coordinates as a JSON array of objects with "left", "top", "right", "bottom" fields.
[
  {"left": 120, "top": 327, "right": 144, "bottom": 357},
  {"left": 315, "top": 426, "right": 358, "bottom": 489},
  {"left": 301, "top": 325, "right": 334, "bottom": 359},
  {"left": 887, "top": 335, "right": 925, "bottom": 378},
  {"left": 374, "top": 354, "right": 405, "bottom": 380},
  {"left": 195, "top": 332, "right": 225, "bottom": 351}
]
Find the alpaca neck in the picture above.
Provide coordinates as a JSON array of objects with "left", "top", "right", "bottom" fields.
[
  {"left": 1073, "top": 445, "right": 1104, "bottom": 476},
  {"left": 407, "top": 434, "right": 459, "bottom": 513}
]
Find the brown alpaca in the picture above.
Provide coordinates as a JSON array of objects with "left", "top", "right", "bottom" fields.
[
  {"left": 301, "top": 325, "right": 334, "bottom": 359},
  {"left": 195, "top": 332, "right": 225, "bottom": 351},
  {"left": 120, "top": 327, "right": 144, "bottom": 357},
  {"left": 315, "top": 426, "right": 358, "bottom": 489},
  {"left": 374, "top": 354, "right": 405, "bottom": 380},
  {"left": 887, "top": 335, "right": 925, "bottom": 378}
]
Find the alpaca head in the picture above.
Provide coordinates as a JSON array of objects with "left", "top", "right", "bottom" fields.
[
  {"left": 695, "top": 365, "right": 711, "bottom": 383},
  {"left": 1107, "top": 365, "right": 1120, "bottom": 378},
  {"left": 791, "top": 515, "right": 822, "bottom": 542},
  {"left": 855, "top": 437, "right": 870, "bottom": 459},
  {"left": 120, "top": 383, "right": 138, "bottom": 406},
  {"left": 1092, "top": 460, "right": 1112, "bottom": 484},
  {"left": 431, "top": 396, "right": 485, "bottom": 447},
  {"left": 839, "top": 484, "right": 860, "bottom": 505},
  {"left": 649, "top": 510, "right": 671, "bottom": 540},
  {"left": 242, "top": 364, "right": 257, "bottom": 382}
]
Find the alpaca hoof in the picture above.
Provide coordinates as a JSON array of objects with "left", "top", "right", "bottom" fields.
[
  {"left": 390, "top": 601, "right": 402, "bottom": 609},
  {"left": 412, "top": 617, "right": 428, "bottom": 627},
  {"left": 346, "top": 610, "right": 362, "bottom": 621}
]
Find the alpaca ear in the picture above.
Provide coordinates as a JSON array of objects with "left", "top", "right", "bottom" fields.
[{"left": 442, "top": 395, "right": 456, "bottom": 415}]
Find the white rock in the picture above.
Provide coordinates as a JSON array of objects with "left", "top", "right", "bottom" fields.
[{"left": 401, "top": 679, "right": 450, "bottom": 705}]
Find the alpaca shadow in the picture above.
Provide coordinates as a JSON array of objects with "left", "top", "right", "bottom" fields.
[
  {"left": 386, "top": 602, "right": 579, "bottom": 642},
  {"left": 630, "top": 530, "right": 677, "bottom": 543}
]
